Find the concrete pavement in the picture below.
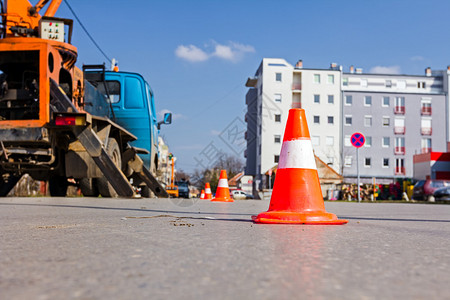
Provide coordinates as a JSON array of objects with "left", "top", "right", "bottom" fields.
[{"left": 0, "top": 197, "right": 449, "bottom": 300}]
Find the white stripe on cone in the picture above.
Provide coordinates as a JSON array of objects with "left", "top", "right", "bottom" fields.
[
  {"left": 205, "top": 188, "right": 212, "bottom": 193},
  {"left": 278, "top": 139, "right": 317, "bottom": 170},
  {"left": 217, "top": 178, "right": 229, "bottom": 188}
]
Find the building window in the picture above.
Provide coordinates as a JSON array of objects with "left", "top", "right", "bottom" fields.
[
  {"left": 421, "top": 138, "right": 432, "bottom": 153},
  {"left": 421, "top": 118, "right": 432, "bottom": 135},
  {"left": 365, "top": 158, "right": 371, "bottom": 167},
  {"left": 275, "top": 114, "right": 281, "bottom": 122},
  {"left": 312, "top": 136, "right": 320, "bottom": 146},
  {"left": 382, "top": 117, "right": 390, "bottom": 127},
  {"left": 417, "top": 81, "right": 426, "bottom": 89},
  {"left": 328, "top": 74, "right": 334, "bottom": 84},
  {"left": 344, "top": 156, "right": 352, "bottom": 167},
  {"left": 314, "top": 94, "right": 320, "bottom": 103},
  {"left": 343, "top": 78, "right": 349, "bottom": 86},
  {"left": 361, "top": 79, "right": 368, "bottom": 87},
  {"left": 313, "top": 116, "right": 320, "bottom": 124},
  {"left": 394, "top": 97, "right": 405, "bottom": 114},
  {"left": 383, "top": 158, "right": 389, "bottom": 168},
  {"left": 364, "top": 96, "right": 372, "bottom": 106},
  {"left": 385, "top": 80, "right": 392, "bottom": 88},
  {"left": 395, "top": 137, "right": 405, "bottom": 155},
  {"left": 382, "top": 137, "right": 390, "bottom": 147},
  {"left": 274, "top": 93, "right": 282, "bottom": 102},
  {"left": 328, "top": 116, "right": 334, "bottom": 124},
  {"left": 365, "top": 136, "right": 372, "bottom": 147},
  {"left": 345, "top": 116, "right": 352, "bottom": 126},
  {"left": 382, "top": 96, "right": 390, "bottom": 107},
  {"left": 275, "top": 73, "right": 282, "bottom": 82},
  {"left": 274, "top": 155, "right": 279, "bottom": 163},
  {"left": 345, "top": 95, "right": 352, "bottom": 105},
  {"left": 314, "top": 74, "right": 320, "bottom": 84},
  {"left": 421, "top": 98, "right": 431, "bottom": 115},
  {"left": 344, "top": 135, "right": 351, "bottom": 147},
  {"left": 394, "top": 118, "right": 405, "bottom": 134},
  {"left": 397, "top": 80, "right": 406, "bottom": 89},
  {"left": 364, "top": 116, "right": 372, "bottom": 127},
  {"left": 274, "top": 135, "right": 281, "bottom": 143},
  {"left": 326, "top": 136, "right": 334, "bottom": 146},
  {"left": 395, "top": 158, "right": 405, "bottom": 175},
  {"left": 328, "top": 95, "right": 334, "bottom": 104}
]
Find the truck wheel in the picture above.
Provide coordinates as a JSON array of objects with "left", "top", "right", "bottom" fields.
[
  {"left": 49, "top": 176, "right": 68, "bottom": 197},
  {"left": 140, "top": 185, "right": 150, "bottom": 198},
  {"left": 97, "top": 138, "right": 121, "bottom": 198},
  {"left": 0, "top": 174, "right": 21, "bottom": 197},
  {"left": 427, "top": 195, "right": 435, "bottom": 203},
  {"left": 80, "top": 178, "right": 99, "bottom": 197}
]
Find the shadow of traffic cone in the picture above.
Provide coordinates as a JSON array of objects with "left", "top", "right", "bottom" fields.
[
  {"left": 204, "top": 183, "right": 213, "bottom": 200},
  {"left": 252, "top": 108, "right": 348, "bottom": 225},
  {"left": 200, "top": 189, "right": 205, "bottom": 200},
  {"left": 211, "top": 170, "right": 234, "bottom": 202}
]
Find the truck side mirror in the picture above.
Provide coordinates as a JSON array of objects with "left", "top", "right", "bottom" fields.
[{"left": 157, "top": 112, "right": 172, "bottom": 129}]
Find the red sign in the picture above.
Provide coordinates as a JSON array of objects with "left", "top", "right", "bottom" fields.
[{"left": 351, "top": 132, "right": 365, "bottom": 148}]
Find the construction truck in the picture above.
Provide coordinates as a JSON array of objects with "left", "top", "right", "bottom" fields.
[{"left": 0, "top": 0, "right": 170, "bottom": 197}]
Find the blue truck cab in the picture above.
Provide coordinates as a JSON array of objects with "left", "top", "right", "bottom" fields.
[{"left": 85, "top": 69, "right": 171, "bottom": 173}]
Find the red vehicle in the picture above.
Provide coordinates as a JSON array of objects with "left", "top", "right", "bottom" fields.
[{"left": 412, "top": 179, "right": 450, "bottom": 202}]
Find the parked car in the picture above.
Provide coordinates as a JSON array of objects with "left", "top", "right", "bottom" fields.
[
  {"left": 231, "top": 190, "right": 254, "bottom": 200},
  {"left": 412, "top": 179, "right": 450, "bottom": 202},
  {"left": 433, "top": 186, "right": 450, "bottom": 202}
]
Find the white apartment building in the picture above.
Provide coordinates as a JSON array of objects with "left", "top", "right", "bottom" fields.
[{"left": 245, "top": 58, "right": 342, "bottom": 190}]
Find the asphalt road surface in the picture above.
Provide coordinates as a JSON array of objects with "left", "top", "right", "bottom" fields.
[{"left": 1, "top": 197, "right": 449, "bottom": 300}]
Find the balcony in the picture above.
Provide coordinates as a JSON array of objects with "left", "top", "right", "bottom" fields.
[
  {"left": 394, "top": 126, "right": 405, "bottom": 134},
  {"left": 421, "top": 127, "right": 432, "bottom": 135},
  {"left": 395, "top": 167, "right": 406, "bottom": 175},
  {"left": 421, "top": 147, "right": 432, "bottom": 154},
  {"left": 292, "top": 102, "right": 301, "bottom": 109},
  {"left": 421, "top": 106, "right": 432, "bottom": 115},
  {"left": 292, "top": 83, "right": 302, "bottom": 91},
  {"left": 394, "top": 146, "right": 405, "bottom": 155},
  {"left": 394, "top": 106, "right": 405, "bottom": 114}
]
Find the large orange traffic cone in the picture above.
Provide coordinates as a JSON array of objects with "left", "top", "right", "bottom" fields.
[
  {"left": 211, "top": 170, "right": 234, "bottom": 202},
  {"left": 200, "top": 189, "right": 205, "bottom": 200},
  {"left": 204, "top": 183, "right": 213, "bottom": 200},
  {"left": 252, "top": 108, "right": 348, "bottom": 225}
]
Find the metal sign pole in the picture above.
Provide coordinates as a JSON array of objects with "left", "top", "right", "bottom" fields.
[{"left": 357, "top": 147, "right": 360, "bottom": 203}]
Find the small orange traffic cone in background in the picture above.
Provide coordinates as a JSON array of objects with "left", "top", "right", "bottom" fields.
[
  {"left": 253, "top": 108, "right": 348, "bottom": 225},
  {"left": 211, "top": 170, "right": 234, "bottom": 202},
  {"left": 200, "top": 189, "right": 205, "bottom": 200},
  {"left": 204, "top": 183, "right": 213, "bottom": 200}
]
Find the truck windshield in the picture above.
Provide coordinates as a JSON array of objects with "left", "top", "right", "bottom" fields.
[{"left": 0, "top": 51, "right": 40, "bottom": 120}]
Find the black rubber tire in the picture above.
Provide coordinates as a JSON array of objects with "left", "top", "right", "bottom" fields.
[
  {"left": 97, "top": 138, "right": 121, "bottom": 198},
  {"left": 80, "top": 178, "right": 99, "bottom": 197},
  {"left": 0, "top": 174, "right": 21, "bottom": 197},
  {"left": 49, "top": 176, "right": 68, "bottom": 197},
  {"left": 140, "top": 185, "right": 151, "bottom": 198}
]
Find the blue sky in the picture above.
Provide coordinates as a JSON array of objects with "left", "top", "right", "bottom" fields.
[{"left": 54, "top": 0, "right": 450, "bottom": 172}]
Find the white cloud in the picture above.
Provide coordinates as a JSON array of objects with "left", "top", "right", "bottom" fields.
[
  {"left": 175, "top": 45, "right": 209, "bottom": 62},
  {"left": 212, "top": 42, "right": 255, "bottom": 62},
  {"left": 411, "top": 56, "right": 424, "bottom": 61},
  {"left": 158, "top": 109, "right": 184, "bottom": 120},
  {"left": 369, "top": 65, "right": 401, "bottom": 74},
  {"left": 175, "top": 41, "right": 255, "bottom": 63}
]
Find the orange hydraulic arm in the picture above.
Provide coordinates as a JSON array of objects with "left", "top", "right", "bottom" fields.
[{"left": 2, "top": 0, "right": 62, "bottom": 37}]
